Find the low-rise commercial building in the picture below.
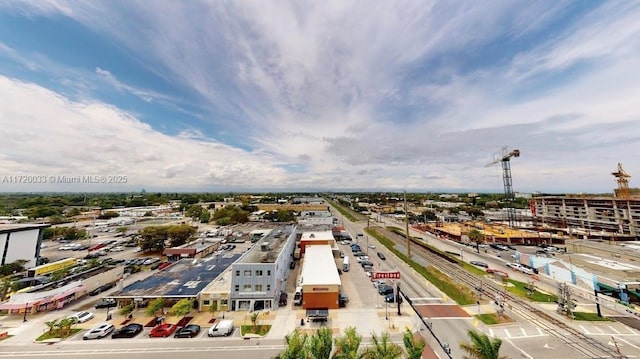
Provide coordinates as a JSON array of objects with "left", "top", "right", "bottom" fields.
[
  {"left": 229, "top": 225, "right": 297, "bottom": 311},
  {"left": 299, "top": 245, "right": 341, "bottom": 309}
]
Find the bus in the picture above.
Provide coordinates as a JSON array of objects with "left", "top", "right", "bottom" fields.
[
  {"left": 342, "top": 256, "right": 350, "bottom": 272},
  {"left": 27, "top": 258, "right": 76, "bottom": 277}
]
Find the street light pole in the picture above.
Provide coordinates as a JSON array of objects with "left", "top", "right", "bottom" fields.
[
  {"left": 23, "top": 302, "right": 28, "bottom": 322},
  {"left": 404, "top": 191, "right": 411, "bottom": 258}
]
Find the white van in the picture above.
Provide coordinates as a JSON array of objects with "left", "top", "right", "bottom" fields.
[
  {"left": 208, "top": 319, "right": 234, "bottom": 337},
  {"left": 293, "top": 286, "right": 303, "bottom": 305},
  {"left": 342, "top": 256, "right": 350, "bottom": 272}
]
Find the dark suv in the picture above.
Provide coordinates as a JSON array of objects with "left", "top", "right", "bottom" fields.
[
  {"left": 378, "top": 285, "right": 394, "bottom": 296},
  {"left": 279, "top": 292, "right": 288, "bottom": 306},
  {"left": 377, "top": 252, "right": 386, "bottom": 260},
  {"left": 94, "top": 298, "right": 117, "bottom": 309}
]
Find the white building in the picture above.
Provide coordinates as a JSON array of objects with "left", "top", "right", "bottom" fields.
[{"left": 0, "top": 224, "right": 50, "bottom": 268}]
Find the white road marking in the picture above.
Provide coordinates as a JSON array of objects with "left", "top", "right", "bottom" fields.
[
  {"left": 505, "top": 338, "right": 533, "bottom": 359},
  {"left": 608, "top": 325, "right": 621, "bottom": 334}
]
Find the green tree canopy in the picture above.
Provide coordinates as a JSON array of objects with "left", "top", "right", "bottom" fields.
[
  {"left": 332, "top": 326, "right": 362, "bottom": 359},
  {"left": 402, "top": 328, "right": 426, "bottom": 359},
  {"left": 459, "top": 330, "right": 508, "bottom": 359},
  {"left": 170, "top": 299, "right": 194, "bottom": 318}
]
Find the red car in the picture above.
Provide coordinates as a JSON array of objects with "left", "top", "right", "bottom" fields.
[{"left": 149, "top": 323, "right": 178, "bottom": 338}]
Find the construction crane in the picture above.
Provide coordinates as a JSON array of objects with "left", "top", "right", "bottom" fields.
[
  {"left": 486, "top": 147, "right": 520, "bottom": 227},
  {"left": 612, "top": 163, "right": 631, "bottom": 198}
]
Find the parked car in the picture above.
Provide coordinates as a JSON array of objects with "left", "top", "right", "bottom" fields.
[
  {"left": 83, "top": 323, "right": 115, "bottom": 340},
  {"left": 95, "top": 298, "right": 117, "bottom": 309},
  {"left": 279, "top": 292, "right": 288, "bottom": 306},
  {"left": 69, "top": 311, "right": 95, "bottom": 323},
  {"left": 338, "top": 293, "right": 349, "bottom": 307},
  {"left": 90, "top": 283, "right": 116, "bottom": 296},
  {"left": 470, "top": 261, "right": 488, "bottom": 268},
  {"left": 385, "top": 293, "right": 396, "bottom": 303},
  {"left": 367, "top": 244, "right": 376, "bottom": 249},
  {"left": 377, "top": 252, "right": 386, "bottom": 260},
  {"left": 360, "top": 260, "right": 373, "bottom": 267},
  {"left": 149, "top": 323, "right": 178, "bottom": 338},
  {"left": 378, "top": 285, "right": 394, "bottom": 296},
  {"left": 112, "top": 323, "right": 143, "bottom": 338},
  {"left": 174, "top": 324, "right": 201, "bottom": 338}
]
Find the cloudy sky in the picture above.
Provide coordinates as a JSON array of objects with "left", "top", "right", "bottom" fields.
[{"left": 0, "top": 1, "right": 639, "bottom": 193}]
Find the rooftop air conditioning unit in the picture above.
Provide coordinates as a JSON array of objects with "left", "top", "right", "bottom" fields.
[{"left": 261, "top": 242, "right": 270, "bottom": 252}]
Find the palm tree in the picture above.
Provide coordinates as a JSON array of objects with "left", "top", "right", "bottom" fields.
[
  {"left": 44, "top": 319, "right": 58, "bottom": 334},
  {"left": 359, "top": 332, "right": 402, "bottom": 359},
  {"left": 250, "top": 312, "right": 260, "bottom": 331},
  {"left": 307, "top": 327, "right": 333, "bottom": 359},
  {"left": 275, "top": 329, "right": 308, "bottom": 359},
  {"left": 402, "top": 328, "right": 425, "bottom": 359},
  {"left": 467, "top": 229, "right": 485, "bottom": 253},
  {"left": 332, "top": 326, "right": 361, "bottom": 359},
  {"left": 459, "top": 330, "right": 509, "bottom": 359}
]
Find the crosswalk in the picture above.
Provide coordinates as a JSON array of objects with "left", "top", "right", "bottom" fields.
[
  {"left": 579, "top": 324, "right": 640, "bottom": 336},
  {"left": 486, "top": 324, "right": 640, "bottom": 339}
]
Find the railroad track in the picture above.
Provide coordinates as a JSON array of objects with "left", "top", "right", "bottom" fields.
[{"left": 380, "top": 228, "right": 624, "bottom": 359}]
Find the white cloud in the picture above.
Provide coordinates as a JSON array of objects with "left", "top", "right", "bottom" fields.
[
  {"left": 1, "top": 1, "right": 640, "bottom": 193},
  {"left": 0, "top": 76, "right": 293, "bottom": 191}
]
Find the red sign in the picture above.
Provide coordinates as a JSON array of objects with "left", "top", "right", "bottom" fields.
[{"left": 372, "top": 271, "right": 400, "bottom": 280}]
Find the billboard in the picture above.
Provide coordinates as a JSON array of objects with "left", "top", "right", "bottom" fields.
[{"left": 371, "top": 271, "right": 400, "bottom": 280}]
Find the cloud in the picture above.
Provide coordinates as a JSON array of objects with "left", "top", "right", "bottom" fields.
[
  {"left": 1, "top": 1, "right": 640, "bottom": 192},
  {"left": 0, "top": 75, "right": 292, "bottom": 191},
  {"left": 95, "top": 67, "right": 153, "bottom": 102}
]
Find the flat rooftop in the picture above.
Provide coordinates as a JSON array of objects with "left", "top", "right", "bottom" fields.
[
  {"left": 117, "top": 253, "right": 241, "bottom": 297},
  {"left": 301, "top": 245, "right": 341, "bottom": 286},
  {"left": 0, "top": 224, "right": 49, "bottom": 233},
  {"left": 240, "top": 226, "right": 293, "bottom": 264}
]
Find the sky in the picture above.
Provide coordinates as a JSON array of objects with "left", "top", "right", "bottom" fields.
[{"left": 0, "top": 1, "right": 639, "bottom": 194}]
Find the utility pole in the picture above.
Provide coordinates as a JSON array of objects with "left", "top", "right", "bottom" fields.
[{"left": 404, "top": 191, "right": 411, "bottom": 258}]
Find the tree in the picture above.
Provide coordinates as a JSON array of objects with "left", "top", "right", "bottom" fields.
[
  {"left": 0, "top": 259, "right": 29, "bottom": 276},
  {"left": 170, "top": 298, "right": 194, "bottom": 319},
  {"left": 250, "top": 312, "right": 260, "bottom": 331},
  {"left": 332, "top": 326, "right": 362, "bottom": 359},
  {"left": 459, "top": 330, "right": 508, "bottom": 359},
  {"left": 58, "top": 317, "right": 76, "bottom": 336},
  {"left": 119, "top": 303, "right": 134, "bottom": 317},
  {"left": 402, "top": 328, "right": 425, "bottom": 359},
  {"left": 199, "top": 210, "right": 211, "bottom": 223},
  {"left": 167, "top": 224, "right": 197, "bottom": 247},
  {"left": 44, "top": 319, "right": 58, "bottom": 334},
  {"left": 138, "top": 226, "right": 169, "bottom": 251},
  {"left": 145, "top": 297, "right": 165, "bottom": 317},
  {"left": 359, "top": 332, "right": 403, "bottom": 359},
  {"left": 467, "top": 229, "right": 485, "bottom": 253},
  {"left": 185, "top": 204, "right": 204, "bottom": 220},
  {"left": 275, "top": 329, "right": 308, "bottom": 359},
  {"left": 307, "top": 327, "right": 333, "bottom": 359}
]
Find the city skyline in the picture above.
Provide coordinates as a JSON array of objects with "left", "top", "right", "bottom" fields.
[{"left": 0, "top": 1, "right": 639, "bottom": 193}]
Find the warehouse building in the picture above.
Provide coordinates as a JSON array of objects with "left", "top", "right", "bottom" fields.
[
  {"left": 299, "top": 244, "right": 341, "bottom": 309},
  {"left": 0, "top": 224, "right": 49, "bottom": 268}
]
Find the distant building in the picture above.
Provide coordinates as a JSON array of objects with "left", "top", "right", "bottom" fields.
[
  {"left": 532, "top": 196, "right": 640, "bottom": 239},
  {"left": 0, "top": 224, "right": 49, "bottom": 268},
  {"left": 163, "top": 240, "right": 220, "bottom": 260}
]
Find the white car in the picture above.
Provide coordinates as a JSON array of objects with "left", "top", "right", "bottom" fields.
[
  {"left": 83, "top": 323, "right": 115, "bottom": 340},
  {"left": 356, "top": 256, "right": 370, "bottom": 263},
  {"left": 367, "top": 244, "right": 376, "bottom": 249},
  {"left": 110, "top": 246, "right": 124, "bottom": 252},
  {"left": 506, "top": 263, "right": 522, "bottom": 271},
  {"left": 69, "top": 311, "right": 95, "bottom": 323}
]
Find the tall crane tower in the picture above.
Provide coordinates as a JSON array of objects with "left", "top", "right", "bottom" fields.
[
  {"left": 486, "top": 147, "right": 520, "bottom": 227},
  {"left": 612, "top": 163, "right": 631, "bottom": 198}
]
